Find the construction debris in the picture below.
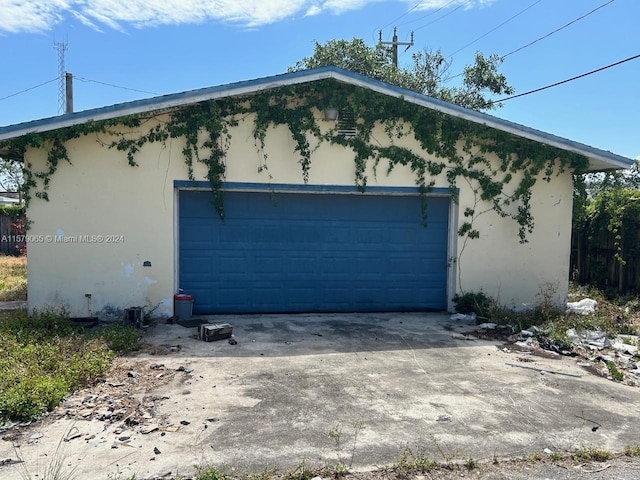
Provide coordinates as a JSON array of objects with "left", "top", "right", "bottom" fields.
[{"left": 198, "top": 323, "right": 233, "bottom": 342}]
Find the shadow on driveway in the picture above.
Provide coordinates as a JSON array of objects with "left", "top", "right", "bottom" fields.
[{"left": 143, "top": 311, "right": 486, "bottom": 358}]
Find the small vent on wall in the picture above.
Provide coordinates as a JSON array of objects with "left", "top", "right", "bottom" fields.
[{"left": 337, "top": 109, "right": 357, "bottom": 138}]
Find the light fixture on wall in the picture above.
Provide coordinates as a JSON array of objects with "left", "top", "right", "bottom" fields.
[{"left": 324, "top": 108, "right": 339, "bottom": 121}]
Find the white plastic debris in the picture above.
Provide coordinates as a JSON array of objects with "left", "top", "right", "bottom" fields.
[
  {"left": 450, "top": 312, "right": 477, "bottom": 321},
  {"left": 566, "top": 298, "right": 597, "bottom": 315},
  {"left": 520, "top": 326, "right": 540, "bottom": 337},
  {"left": 477, "top": 322, "right": 497, "bottom": 329},
  {"left": 611, "top": 335, "right": 639, "bottom": 355},
  {"left": 566, "top": 328, "right": 610, "bottom": 350}
]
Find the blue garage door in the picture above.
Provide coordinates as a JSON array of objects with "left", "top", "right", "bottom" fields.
[{"left": 179, "top": 189, "right": 449, "bottom": 314}]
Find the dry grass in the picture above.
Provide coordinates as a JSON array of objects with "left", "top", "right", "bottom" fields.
[{"left": 0, "top": 255, "right": 27, "bottom": 301}]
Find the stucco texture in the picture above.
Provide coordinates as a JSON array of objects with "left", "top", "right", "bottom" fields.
[{"left": 24, "top": 111, "right": 574, "bottom": 317}]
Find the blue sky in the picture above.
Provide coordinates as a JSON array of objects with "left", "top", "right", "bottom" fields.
[{"left": 0, "top": 0, "right": 638, "bottom": 160}]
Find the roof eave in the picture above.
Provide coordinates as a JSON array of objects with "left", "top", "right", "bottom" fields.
[{"left": 0, "top": 66, "right": 633, "bottom": 171}]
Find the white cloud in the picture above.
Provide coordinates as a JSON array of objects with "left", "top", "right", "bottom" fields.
[
  {"left": 0, "top": 0, "right": 494, "bottom": 33},
  {"left": 412, "top": 0, "right": 495, "bottom": 11},
  {"left": 0, "top": 0, "right": 70, "bottom": 33}
]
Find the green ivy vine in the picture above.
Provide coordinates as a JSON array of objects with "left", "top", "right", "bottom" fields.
[{"left": 0, "top": 79, "right": 588, "bottom": 243}]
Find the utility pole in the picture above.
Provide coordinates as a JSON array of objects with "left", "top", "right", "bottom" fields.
[
  {"left": 379, "top": 27, "right": 414, "bottom": 68},
  {"left": 53, "top": 38, "right": 68, "bottom": 114},
  {"left": 65, "top": 72, "right": 74, "bottom": 114}
]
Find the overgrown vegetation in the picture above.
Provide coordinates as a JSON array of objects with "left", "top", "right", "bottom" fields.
[
  {"left": 453, "top": 283, "right": 640, "bottom": 346},
  {"left": 0, "top": 309, "right": 140, "bottom": 422},
  {"left": 0, "top": 78, "right": 588, "bottom": 246},
  {"left": 0, "top": 254, "right": 27, "bottom": 301},
  {"left": 452, "top": 291, "right": 492, "bottom": 318},
  {"left": 572, "top": 160, "right": 640, "bottom": 293},
  {"left": 186, "top": 443, "right": 640, "bottom": 480}
]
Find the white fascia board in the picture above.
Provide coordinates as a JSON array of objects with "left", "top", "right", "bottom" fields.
[
  {"left": 0, "top": 67, "right": 632, "bottom": 171},
  {"left": 326, "top": 71, "right": 632, "bottom": 171},
  {"left": 0, "top": 71, "right": 336, "bottom": 142}
]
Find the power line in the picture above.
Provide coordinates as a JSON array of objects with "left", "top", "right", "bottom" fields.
[
  {"left": 502, "top": 0, "right": 615, "bottom": 59},
  {"left": 496, "top": 53, "right": 640, "bottom": 102},
  {"left": 0, "top": 78, "right": 58, "bottom": 102},
  {"left": 445, "top": 0, "right": 615, "bottom": 83},
  {"left": 413, "top": 2, "right": 467, "bottom": 32},
  {"left": 75, "top": 76, "right": 159, "bottom": 96},
  {"left": 378, "top": 0, "right": 425, "bottom": 33},
  {"left": 448, "top": 0, "right": 544, "bottom": 59},
  {"left": 397, "top": 0, "right": 461, "bottom": 28}
]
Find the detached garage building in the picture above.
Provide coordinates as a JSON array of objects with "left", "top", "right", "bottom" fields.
[{"left": 0, "top": 67, "right": 632, "bottom": 318}]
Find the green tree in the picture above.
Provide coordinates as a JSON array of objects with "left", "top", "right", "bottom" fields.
[
  {"left": 585, "top": 157, "right": 640, "bottom": 196},
  {"left": 0, "top": 157, "right": 24, "bottom": 203},
  {"left": 289, "top": 38, "right": 514, "bottom": 111}
]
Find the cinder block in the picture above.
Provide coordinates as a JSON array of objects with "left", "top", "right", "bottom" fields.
[{"left": 198, "top": 323, "right": 233, "bottom": 342}]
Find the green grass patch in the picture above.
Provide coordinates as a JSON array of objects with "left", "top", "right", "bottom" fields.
[
  {"left": 625, "top": 445, "right": 640, "bottom": 457},
  {"left": 0, "top": 254, "right": 27, "bottom": 301},
  {"left": 572, "top": 447, "right": 613, "bottom": 462},
  {"left": 396, "top": 447, "right": 438, "bottom": 472},
  {"left": 606, "top": 361, "right": 624, "bottom": 381},
  {"left": 195, "top": 466, "right": 232, "bottom": 480},
  {"left": 0, "top": 309, "right": 140, "bottom": 423}
]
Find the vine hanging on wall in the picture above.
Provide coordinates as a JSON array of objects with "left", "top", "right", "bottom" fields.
[{"left": 0, "top": 79, "right": 588, "bottom": 243}]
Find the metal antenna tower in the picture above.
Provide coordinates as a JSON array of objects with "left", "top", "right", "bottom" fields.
[{"left": 54, "top": 39, "right": 68, "bottom": 113}]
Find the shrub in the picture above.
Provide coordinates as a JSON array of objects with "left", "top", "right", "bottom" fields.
[
  {"left": 92, "top": 325, "right": 141, "bottom": 354},
  {"left": 452, "top": 291, "right": 493, "bottom": 318},
  {"left": 0, "top": 375, "right": 69, "bottom": 420}
]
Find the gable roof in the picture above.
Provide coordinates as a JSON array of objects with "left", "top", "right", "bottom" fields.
[{"left": 0, "top": 66, "right": 633, "bottom": 171}]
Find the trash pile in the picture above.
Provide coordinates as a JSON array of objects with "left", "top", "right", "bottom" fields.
[{"left": 452, "top": 297, "right": 640, "bottom": 387}]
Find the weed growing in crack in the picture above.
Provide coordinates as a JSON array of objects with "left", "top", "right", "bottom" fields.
[
  {"left": 396, "top": 447, "right": 438, "bottom": 472},
  {"left": 326, "top": 421, "right": 364, "bottom": 473},
  {"left": 573, "top": 447, "right": 613, "bottom": 462},
  {"left": 195, "top": 466, "right": 233, "bottom": 480},
  {"left": 625, "top": 445, "right": 640, "bottom": 457},
  {"left": 282, "top": 460, "right": 319, "bottom": 480},
  {"left": 13, "top": 431, "right": 78, "bottom": 480}
]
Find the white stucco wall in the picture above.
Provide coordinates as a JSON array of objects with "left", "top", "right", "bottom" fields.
[{"left": 25, "top": 111, "right": 574, "bottom": 317}]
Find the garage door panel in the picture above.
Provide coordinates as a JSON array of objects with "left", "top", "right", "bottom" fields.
[{"left": 179, "top": 190, "right": 448, "bottom": 313}]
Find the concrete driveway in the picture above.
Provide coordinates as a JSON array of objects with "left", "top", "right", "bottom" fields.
[{"left": 2, "top": 312, "right": 639, "bottom": 479}]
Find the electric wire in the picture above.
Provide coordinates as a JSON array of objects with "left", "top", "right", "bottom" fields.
[
  {"left": 396, "top": 0, "right": 462, "bottom": 28},
  {"left": 448, "top": 0, "right": 544, "bottom": 58},
  {"left": 0, "top": 77, "right": 58, "bottom": 102},
  {"left": 378, "top": 0, "right": 425, "bottom": 34},
  {"left": 445, "top": 0, "right": 616, "bottom": 82},
  {"left": 495, "top": 53, "right": 640, "bottom": 102},
  {"left": 75, "top": 76, "right": 159, "bottom": 96},
  {"left": 413, "top": 2, "right": 467, "bottom": 32},
  {"left": 502, "top": 0, "right": 615, "bottom": 59}
]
